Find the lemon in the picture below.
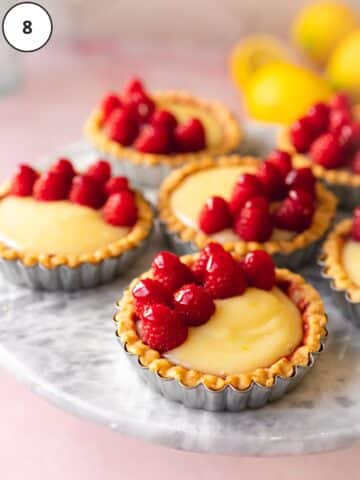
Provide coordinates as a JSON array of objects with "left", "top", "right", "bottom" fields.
[
  {"left": 229, "top": 35, "right": 292, "bottom": 89},
  {"left": 327, "top": 29, "right": 360, "bottom": 102},
  {"left": 292, "top": 1, "right": 359, "bottom": 65},
  {"left": 244, "top": 62, "right": 332, "bottom": 124}
]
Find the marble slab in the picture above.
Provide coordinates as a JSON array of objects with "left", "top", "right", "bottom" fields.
[{"left": 0, "top": 143, "right": 360, "bottom": 456}]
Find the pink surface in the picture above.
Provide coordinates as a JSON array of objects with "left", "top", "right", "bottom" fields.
[{"left": 1, "top": 42, "right": 360, "bottom": 477}]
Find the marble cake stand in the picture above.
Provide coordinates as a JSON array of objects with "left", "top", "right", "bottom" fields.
[{"left": 0, "top": 143, "right": 359, "bottom": 456}]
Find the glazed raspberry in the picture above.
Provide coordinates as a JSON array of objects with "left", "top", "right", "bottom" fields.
[
  {"left": 233, "top": 196, "right": 273, "bottom": 242},
  {"left": 104, "top": 176, "right": 129, "bottom": 196},
  {"left": 266, "top": 150, "right": 292, "bottom": 178},
  {"left": 340, "top": 122, "right": 360, "bottom": 152},
  {"left": 151, "top": 109, "right": 178, "bottom": 130},
  {"left": 10, "top": 164, "right": 38, "bottom": 196},
  {"left": 306, "top": 102, "right": 330, "bottom": 135},
  {"left": 105, "top": 108, "right": 138, "bottom": 146},
  {"left": 274, "top": 189, "right": 315, "bottom": 232},
  {"left": 69, "top": 175, "right": 105, "bottom": 209},
  {"left": 125, "top": 90, "right": 155, "bottom": 123},
  {"left": 140, "top": 304, "right": 188, "bottom": 353},
  {"left": 86, "top": 160, "right": 111, "bottom": 185},
  {"left": 33, "top": 172, "right": 70, "bottom": 201},
  {"left": 329, "top": 108, "right": 351, "bottom": 134},
  {"left": 174, "top": 118, "right": 206, "bottom": 152},
  {"left": 100, "top": 92, "right": 122, "bottom": 121},
  {"left": 290, "top": 117, "right": 316, "bottom": 153},
  {"left": 122, "top": 77, "right": 145, "bottom": 99},
  {"left": 352, "top": 207, "right": 360, "bottom": 241},
  {"left": 229, "top": 174, "right": 263, "bottom": 215},
  {"left": 350, "top": 151, "right": 360, "bottom": 174},
  {"left": 103, "top": 191, "right": 138, "bottom": 226},
  {"left": 199, "top": 196, "right": 232, "bottom": 234},
  {"left": 132, "top": 278, "right": 171, "bottom": 316},
  {"left": 310, "top": 133, "right": 345, "bottom": 169},
  {"left": 49, "top": 158, "right": 75, "bottom": 184},
  {"left": 152, "top": 251, "right": 194, "bottom": 292},
  {"left": 329, "top": 93, "right": 350, "bottom": 112},
  {"left": 242, "top": 250, "right": 275, "bottom": 291},
  {"left": 191, "top": 242, "right": 225, "bottom": 283},
  {"left": 236, "top": 173, "right": 264, "bottom": 192},
  {"left": 285, "top": 167, "right": 316, "bottom": 197},
  {"left": 174, "top": 284, "right": 215, "bottom": 326},
  {"left": 204, "top": 247, "right": 241, "bottom": 299},
  {"left": 257, "top": 162, "right": 286, "bottom": 200},
  {"left": 134, "top": 125, "right": 171, "bottom": 154}
]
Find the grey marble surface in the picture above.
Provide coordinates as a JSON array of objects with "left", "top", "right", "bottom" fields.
[{"left": 0, "top": 142, "right": 360, "bottom": 456}]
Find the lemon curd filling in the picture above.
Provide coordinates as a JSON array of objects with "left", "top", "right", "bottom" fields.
[
  {"left": 165, "top": 287, "right": 303, "bottom": 375},
  {"left": 170, "top": 165, "right": 295, "bottom": 242},
  {"left": 0, "top": 196, "right": 130, "bottom": 256},
  {"left": 342, "top": 239, "right": 360, "bottom": 287}
]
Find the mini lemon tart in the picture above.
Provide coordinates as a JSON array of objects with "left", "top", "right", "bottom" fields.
[
  {"left": 0, "top": 159, "right": 153, "bottom": 290},
  {"left": 84, "top": 77, "right": 242, "bottom": 187},
  {"left": 158, "top": 155, "right": 337, "bottom": 269},
  {"left": 115, "top": 247, "right": 327, "bottom": 411},
  {"left": 320, "top": 209, "right": 360, "bottom": 324}
]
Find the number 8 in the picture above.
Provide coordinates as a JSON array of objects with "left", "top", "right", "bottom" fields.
[{"left": 23, "top": 20, "right": 32, "bottom": 34}]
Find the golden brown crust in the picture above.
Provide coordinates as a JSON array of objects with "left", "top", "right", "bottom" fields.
[
  {"left": 115, "top": 257, "right": 327, "bottom": 391},
  {"left": 321, "top": 219, "right": 360, "bottom": 303},
  {"left": 158, "top": 155, "right": 338, "bottom": 256},
  {"left": 84, "top": 90, "right": 242, "bottom": 167},
  {"left": 0, "top": 187, "right": 154, "bottom": 269}
]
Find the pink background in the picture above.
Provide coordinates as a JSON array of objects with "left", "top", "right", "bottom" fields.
[{"left": 1, "top": 7, "right": 360, "bottom": 472}]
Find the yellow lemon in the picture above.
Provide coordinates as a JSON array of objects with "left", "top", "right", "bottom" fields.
[
  {"left": 244, "top": 62, "right": 332, "bottom": 124},
  {"left": 327, "top": 29, "right": 360, "bottom": 102},
  {"left": 229, "top": 35, "right": 292, "bottom": 89},
  {"left": 292, "top": 1, "right": 359, "bottom": 65}
]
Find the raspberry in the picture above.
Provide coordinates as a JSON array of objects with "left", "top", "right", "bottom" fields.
[
  {"left": 105, "top": 108, "right": 138, "bottom": 146},
  {"left": 340, "top": 122, "right": 360, "bottom": 152},
  {"left": 274, "top": 189, "right": 315, "bottom": 232},
  {"left": 306, "top": 102, "right": 330, "bottom": 135},
  {"left": 104, "top": 176, "right": 129, "bottom": 196},
  {"left": 229, "top": 174, "right": 263, "bottom": 214},
  {"left": 9, "top": 164, "right": 38, "bottom": 196},
  {"left": 100, "top": 92, "right": 122, "bottom": 121},
  {"left": 174, "top": 283, "right": 215, "bottom": 326},
  {"left": 152, "top": 251, "right": 194, "bottom": 293},
  {"left": 150, "top": 109, "right": 178, "bottom": 130},
  {"left": 329, "top": 108, "right": 351, "bottom": 134},
  {"left": 33, "top": 172, "right": 70, "bottom": 201},
  {"left": 86, "top": 160, "right": 111, "bottom": 185},
  {"left": 242, "top": 250, "right": 275, "bottom": 291},
  {"left": 174, "top": 118, "right": 206, "bottom": 152},
  {"left": 266, "top": 150, "right": 292, "bottom": 178},
  {"left": 132, "top": 278, "right": 171, "bottom": 316},
  {"left": 199, "top": 196, "right": 232, "bottom": 234},
  {"left": 290, "top": 117, "right": 316, "bottom": 153},
  {"left": 285, "top": 167, "right": 316, "bottom": 197},
  {"left": 134, "top": 125, "right": 171, "bottom": 154},
  {"left": 191, "top": 242, "right": 225, "bottom": 283},
  {"left": 140, "top": 304, "right": 188, "bottom": 353},
  {"left": 233, "top": 196, "right": 273, "bottom": 242},
  {"left": 352, "top": 207, "right": 360, "bottom": 241},
  {"left": 122, "top": 77, "right": 145, "bottom": 100},
  {"left": 103, "top": 191, "right": 138, "bottom": 226},
  {"left": 125, "top": 90, "right": 155, "bottom": 123},
  {"left": 257, "top": 162, "right": 286, "bottom": 200},
  {"left": 49, "top": 158, "right": 76, "bottom": 184},
  {"left": 69, "top": 175, "right": 105, "bottom": 209},
  {"left": 350, "top": 151, "right": 360, "bottom": 174},
  {"left": 330, "top": 93, "right": 350, "bottom": 112},
  {"left": 310, "top": 133, "right": 345, "bottom": 169},
  {"left": 204, "top": 247, "right": 243, "bottom": 299}
]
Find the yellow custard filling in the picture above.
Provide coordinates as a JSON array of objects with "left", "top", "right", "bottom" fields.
[
  {"left": 0, "top": 196, "right": 130, "bottom": 256},
  {"left": 343, "top": 239, "right": 360, "bottom": 287},
  {"left": 165, "top": 287, "right": 303, "bottom": 375},
  {"left": 170, "top": 165, "right": 295, "bottom": 242}
]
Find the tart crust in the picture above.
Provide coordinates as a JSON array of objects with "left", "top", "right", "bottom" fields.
[
  {"left": 320, "top": 219, "right": 360, "bottom": 303},
  {"left": 84, "top": 91, "right": 242, "bottom": 167},
  {"left": 158, "top": 155, "right": 338, "bottom": 257},
  {"left": 115, "top": 258, "right": 327, "bottom": 391},
  {"left": 0, "top": 185, "right": 154, "bottom": 269}
]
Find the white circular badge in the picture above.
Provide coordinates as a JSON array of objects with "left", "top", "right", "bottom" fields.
[{"left": 2, "top": 2, "right": 52, "bottom": 52}]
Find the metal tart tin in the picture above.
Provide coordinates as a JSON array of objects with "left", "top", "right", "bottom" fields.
[
  {"left": 115, "top": 328, "right": 327, "bottom": 412},
  {"left": 320, "top": 181, "right": 360, "bottom": 212},
  {"left": 0, "top": 232, "right": 152, "bottom": 291},
  {"left": 160, "top": 223, "right": 327, "bottom": 271}
]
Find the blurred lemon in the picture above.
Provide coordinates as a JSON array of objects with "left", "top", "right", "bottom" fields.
[
  {"left": 292, "top": 1, "right": 359, "bottom": 65},
  {"left": 327, "top": 29, "right": 360, "bottom": 102},
  {"left": 229, "top": 35, "right": 292, "bottom": 89},
  {"left": 244, "top": 62, "right": 332, "bottom": 124}
]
